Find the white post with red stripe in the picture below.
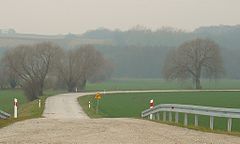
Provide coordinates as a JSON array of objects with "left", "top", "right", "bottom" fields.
[
  {"left": 149, "top": 99, "right": 154, "bottom": 120},
  {"left": 39, "top": 99, "right": 41, "bottom": 108},
  {"left": 14, "top": 98, "right": 18, "bottom": 118}
]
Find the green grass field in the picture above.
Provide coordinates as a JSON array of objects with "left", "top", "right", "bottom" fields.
[
  {"left": 0, "top": 89, "right": 64, "bottom": 128},
  {"left": 86, "top": 79, "right": 240, "bottom": 91},
  {"left": 79, "top": 91, "right": 240, "bottom": 132},
  {"left": 0, "top": 89, "right": 27, "bottom": 114}
]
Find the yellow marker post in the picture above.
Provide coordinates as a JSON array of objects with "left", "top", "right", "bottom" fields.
[{"left": 95, "top": 93, "right": 102, "bottom": 113}]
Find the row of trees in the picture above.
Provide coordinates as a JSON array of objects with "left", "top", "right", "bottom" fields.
[
  {"left": 55, "top": 45, "right": 113, "bottom": 92},
  {"left": 0, "top": 38, "right": 224, "bottom": 100},
  {"left": 1, "top": 42, "right": 113, "bottom": 100}
]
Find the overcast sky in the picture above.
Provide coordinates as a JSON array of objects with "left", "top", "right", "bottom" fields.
[{"left": 0, "top": 0, "right": 239, "bottom": 35}]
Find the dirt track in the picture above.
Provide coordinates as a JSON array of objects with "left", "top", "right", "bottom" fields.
[{"left": 1, "top": 91, "right": 240, "bottom": 144}]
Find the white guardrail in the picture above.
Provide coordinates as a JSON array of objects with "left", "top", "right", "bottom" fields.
[
  {"left": 141, "top": 104, "right": 240, "bottom": 132},
  {"left": 0, "top": 109, "right": 11, "bottom": 119}
]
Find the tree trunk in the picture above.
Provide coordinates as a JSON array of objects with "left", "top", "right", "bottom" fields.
[
  {"left": 195, "top": 78, "right": 201, "bottom": 89},
  {"left": 67, "top": 85, "right": 75, "bottom": 92},
  {"left": 67, "top": 81, "right": 76, "bottom": 92},
  {"left": 79, "top": 78, "right": 87, "bottom": 90},
  {"left": 195, "top": 64, "right": 202, "bottom": 89},
  {"left": 39, "top": 82, "right": 44, "bottom": 96}
]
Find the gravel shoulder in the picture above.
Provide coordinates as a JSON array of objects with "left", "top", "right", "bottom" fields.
[{"left": 1, "top": 91, "right": 240, "bottom": 144}]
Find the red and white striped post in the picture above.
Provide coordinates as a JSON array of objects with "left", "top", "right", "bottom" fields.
[
  {"left": 14, "top": 98, "right": 18, "bottom": 118},
  {"left": 150, "top": 99, "right": 154, "bottom": 120}
]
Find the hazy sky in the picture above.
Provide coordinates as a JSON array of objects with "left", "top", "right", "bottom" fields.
[{"left": 0, "top": 0, "right": 240, "bottom": 34}]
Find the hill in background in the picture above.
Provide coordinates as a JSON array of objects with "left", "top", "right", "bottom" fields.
[{"left": 0, "top": 25, "right": 240, "bottom": 79}]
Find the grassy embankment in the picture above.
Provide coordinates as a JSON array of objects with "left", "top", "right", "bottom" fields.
[
  {"left": 79, "top": 91, "right": 240, "bottom": 134},
  {"left": 0, "top": 89, "right": 64, "bottom": 128}
]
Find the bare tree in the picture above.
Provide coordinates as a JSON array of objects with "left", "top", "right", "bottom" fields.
[
  {"left": 8, "top": 71, "right": 19, "bottom": 88},
  {"left": 77, "top": 45, "right": 109, "bottom": 90},
  {"left": 89, "top": 59, "right": 114, "bottom": 83},
  {"left": 0, "top": 66, "right": 9, "bottom": 89},
  {"left": 55, "top": 48, "right": 81, "bottom": 92},
  {"left": 56, "top": 45, "right": 112, "bottom": 92},
  {"left": 2, "top": 42, "right": 61, "bottom": 100},
  {"left": 163, "top": 38, "right": 224, "bottom": 89},
  {"left": 0, "top": 65, "right": 19, "bottom": 89}
]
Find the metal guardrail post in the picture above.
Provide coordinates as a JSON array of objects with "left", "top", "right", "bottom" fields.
[
  {"left": 157, "top": 112, "right": 160, "bottom": 120},
  {"left": 195, "top": 115, "right": 198, "bottom": 127},
  {"left": 210, "top": 116, "right": 214, "bottom": 130},
  {"left": 169, "top": 112, "right": 172, "bottom": 122},
  {"left": 184, "top": 113, "right": 188, "bottom": 126},
  {"left": 227, "top": 118, "right": 232, "bottom": 132},
  {"left": 150, "top": 114, "right": 153, "bottom": 120},
  {"left": 163, "top": 111, "right": 166, "bottom": 122},
  {"left": 175, "top": 112, "right": 179, "bottom": 123}
]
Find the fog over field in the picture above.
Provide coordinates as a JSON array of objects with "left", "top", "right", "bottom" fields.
[
  {"left": 2, "top": 1, "right": 240, "bottom": 140},
  {"left": 1, "top": 25, "right": 240, "bottom": 80},
  {"left": 1, "top": 0, "right": 240, "bottom": 34},
  {"left": 0, "top": 0, "right": 240, "bottom": 81}
]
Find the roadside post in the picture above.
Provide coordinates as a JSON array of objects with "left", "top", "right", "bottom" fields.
[
  {"left": 149, "top": 99, "right": 154, "bottom": 120},
  {"left": 88, "top": 101, "right": 91, "bottom": 109},
  {"left": 75, "top": 87, "right": 78, "bottom": 92},
  {"left": 95, "top": 93, "right": 102, "bottom": 114},
  {"left": 39, "top": 99, "right": 41, "bottom": 108},
  {"left": 14, "top": 98, "right": 18, "bottom": 118}
]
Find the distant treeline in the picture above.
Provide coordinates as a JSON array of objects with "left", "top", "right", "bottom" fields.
[
  {"left": 0, "top": 25, "right": 240, "bottom": 79},
  {"left": 81, "top": 25, "right": 240, "bottom": 79}
]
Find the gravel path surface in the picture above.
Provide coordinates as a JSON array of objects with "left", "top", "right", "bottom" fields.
[
  {"left": 43, "top": 93, "right": 89, "bottom": 119},
  {"left": 1, "top": 91, "right": 240, "bottom": 144}
]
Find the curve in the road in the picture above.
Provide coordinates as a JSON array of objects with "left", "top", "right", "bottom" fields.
[{"left": 43, "top": 90, "right": 240, "bottom": 120}]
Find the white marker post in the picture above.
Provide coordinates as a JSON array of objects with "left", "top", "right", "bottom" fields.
[
  {"left": 38, "top": 99, "right": 41, "bottom": 108},
  {"left": 149, "top": 99, "right": 154, "bottom": 120},
  {"left": 14, "top": 98, "right": 18, "bottom": 118},
  {"left": 75, "top": 87, "right": 78, "bottom": 92},
  {"left": 88, "top": 101, "right": 91, "bottom": 109}
]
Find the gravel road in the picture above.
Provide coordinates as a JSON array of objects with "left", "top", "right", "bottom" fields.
[
  {"left": 1, "top": 91, "right": 240, "bottom": 144},
  {"left": 43, "top": 93, "right": 89, "bottom": 119}
]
